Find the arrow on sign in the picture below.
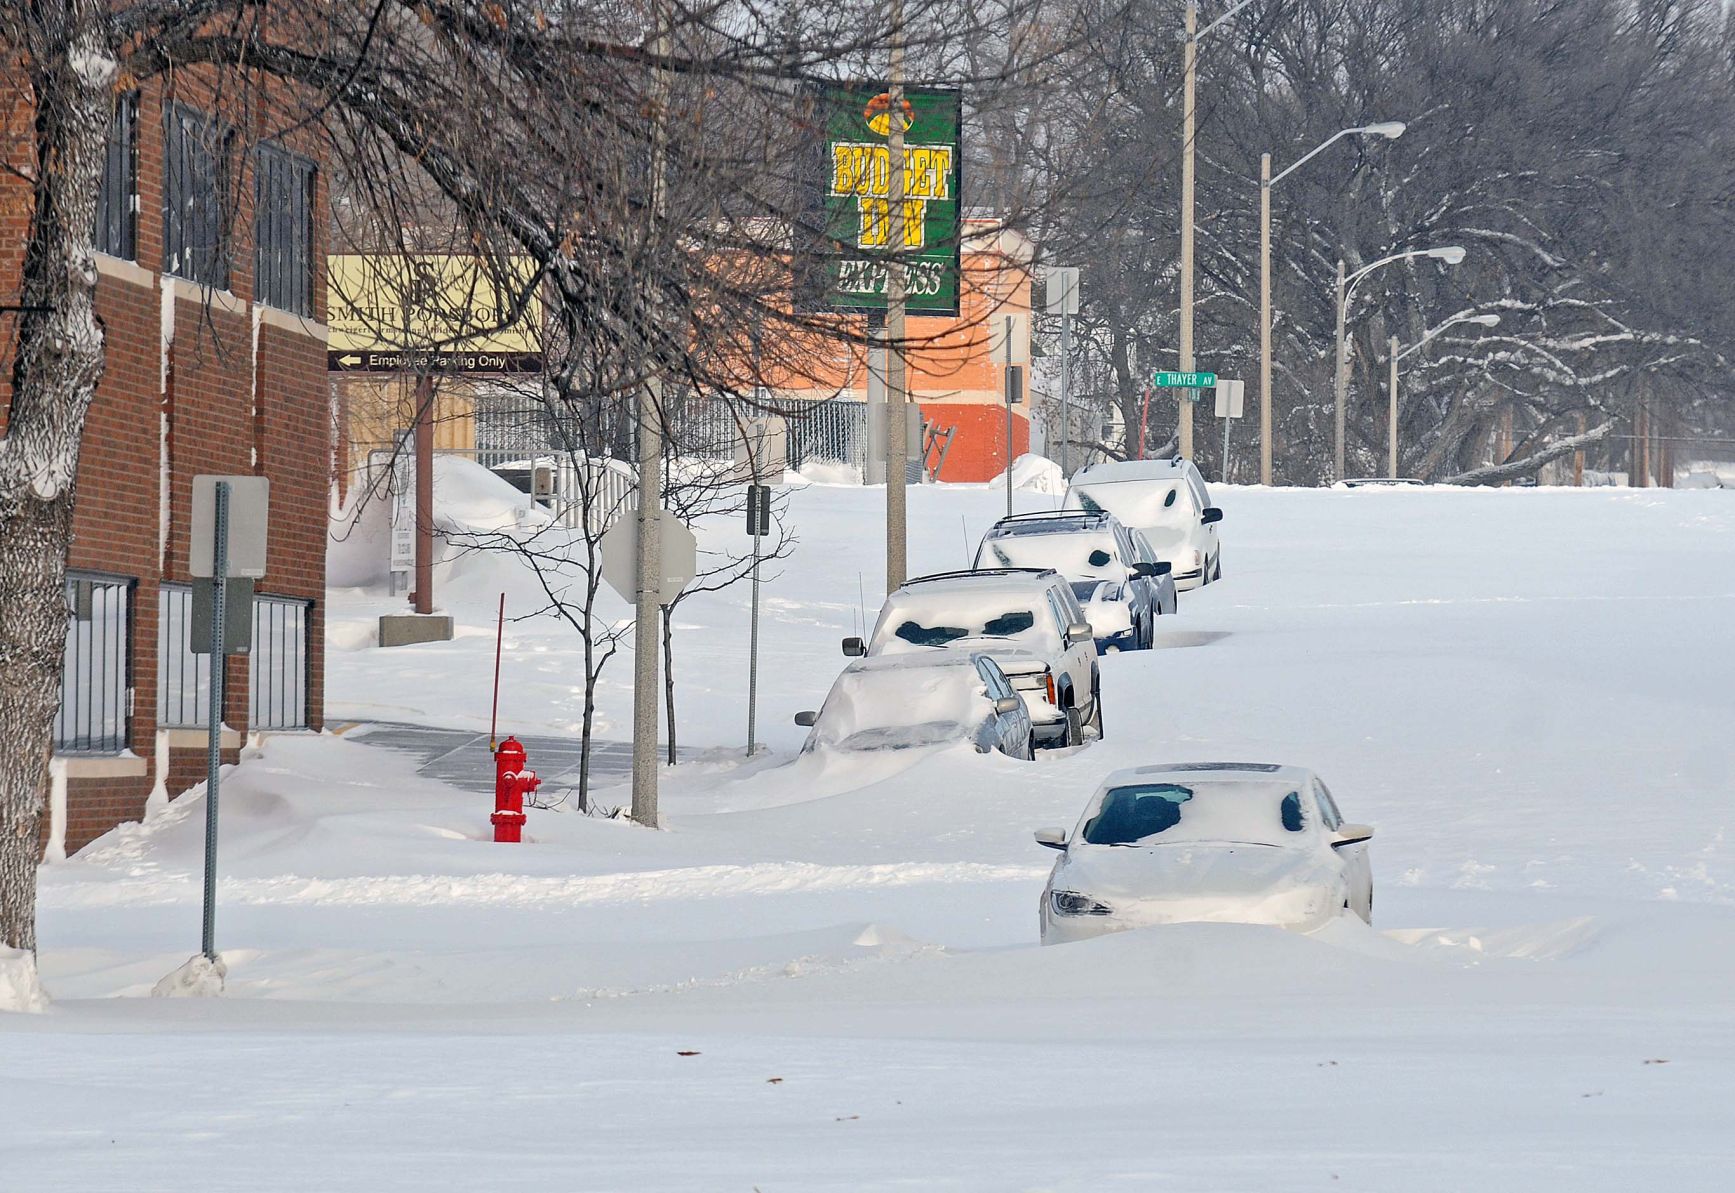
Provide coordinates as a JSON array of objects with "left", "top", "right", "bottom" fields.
[{"left": 338, "top": 354, "right": 362, "bottom": 367}]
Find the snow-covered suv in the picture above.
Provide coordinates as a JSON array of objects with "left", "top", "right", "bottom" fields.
[
  {"left": 844, "top": 568, "right": 1103, "bottom": 748},
  {"left": 1065, "top": 458, "right": 1224, "bottom": 590}
]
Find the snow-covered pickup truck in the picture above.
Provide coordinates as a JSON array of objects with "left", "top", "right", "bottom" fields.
[{"left": 843, "top": 568, "right": 1102, "bottom": 748}]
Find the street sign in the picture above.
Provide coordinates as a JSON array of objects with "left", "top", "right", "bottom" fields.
[
  {"left": 190, "top": 577, "right": 253, "bottom": 655},
  {"left": 802, "top": 84, "right": 963, "bottom": 316},
  {"left": 600, "top": 511, "right": 698, "bottom": 606},
  {"left": 327, "top": 349, "right": 543, "bottom": 373},
  {"left": 1214, "top": 379, "right": 1246, "bottom": 419},
  {"left": 1046, "top": 267, "right": 1080, "bottom": 316},
  {"left": 1151, "top": 371, "right": 1217, "bottom": 389},
  {"left": 190, "top": 476, "right": 269, "bottom": 578}
]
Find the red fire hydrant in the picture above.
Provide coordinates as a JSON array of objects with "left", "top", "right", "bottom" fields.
[{"left": 491, "top": 736, "right": 539, "bottom": 843}]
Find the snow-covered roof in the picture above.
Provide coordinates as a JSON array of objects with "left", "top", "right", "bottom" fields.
[
  {"left": 1107, "top": 762, "right": 1315, "bottom": 786},
  {"left": 896, "top": 568, "right": 1058, "bottom": 596},
  {"left": 1072, "top": 458, "right": 1194, "bottom": 485}
]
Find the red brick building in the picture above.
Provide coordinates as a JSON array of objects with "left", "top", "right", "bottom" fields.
[{"left": 1, "top": 80, "right": 330, "bottom": 857}]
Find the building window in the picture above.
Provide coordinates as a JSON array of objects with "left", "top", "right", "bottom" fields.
[
  {"left": 157, "top": 583, "right": 210, "bottom": 729},
  {"left": 55, "top": 574, "right": 133, "bottom": 755},
  {"left": 250, "top": 595, "right": 310, "bottom": 730},
  {"left": 94, "top": 92, "right": 138, "bottom": 260},
  {"left": 254, "top": 143, "right": 315, "bottom": 316},
  {"left": 164, "top": 104, "right": 231, "bottom": 288}
]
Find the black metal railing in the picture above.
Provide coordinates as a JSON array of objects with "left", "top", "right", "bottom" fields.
[
  {"left": 56, "top": 573, "right": 133, "bottom": 754},
  {"left": 250, "top": 595, "right": 310, "bottom": 730},
  {"left": 157, "top": 583, "right": 210, "bottom": 729}
]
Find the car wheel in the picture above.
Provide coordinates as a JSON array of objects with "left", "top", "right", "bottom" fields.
[
  {"left": 1063, "top": 705, "right": 1084, "bottom": 748},
  {"left": 1025, "top": 732, "right": 1036, "bottom": 759},
  {"left": 1211, "top": 553, "right": 1222, "bottom": 582},
  {"left": 1086, "top": 684, "right": 1103, "bottom": 739}
]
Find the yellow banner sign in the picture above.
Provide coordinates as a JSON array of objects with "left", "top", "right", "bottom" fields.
[{"left": 327, "top": 255, "right": 541, "bottom": 355}]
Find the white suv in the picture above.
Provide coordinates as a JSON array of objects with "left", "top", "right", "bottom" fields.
[
  {"left": 844, "top": 569, "right": 1103, "bottom": 748},
  {"left": 1064, "top": 458, "right": 1224, "bottom": 590}
]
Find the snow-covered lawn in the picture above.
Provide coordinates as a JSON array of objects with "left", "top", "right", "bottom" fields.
[{"left": 7, "top": 481, "right": 1735, "bottom": 1190}]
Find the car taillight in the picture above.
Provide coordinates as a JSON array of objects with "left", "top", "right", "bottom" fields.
[{"left": 1044, "top": 672, "right": 1056, "bottom": 705}]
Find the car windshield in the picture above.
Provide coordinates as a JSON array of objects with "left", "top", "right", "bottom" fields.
[
  {"left": 871, "top": 591, "right": 1059, "bottom": 654},
  {"left": 978, "top": 531, "right": 1126, "bottom": 581},
  {"left": 1073, "top": 484, "right": 1195, "bottom": 529},
  {"left": 1080, "top": 782, "right": 1312, "bottom": 847}
]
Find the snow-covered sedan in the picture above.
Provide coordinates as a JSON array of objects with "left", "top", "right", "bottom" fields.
[
  {"left": 794, "top": 651, "right": 1035, "bottom": 759},
  {"left": 1033, "top": 763, "right": 1373, "bottom": 944},
  {"left": 1065, "top": 458, "right": 1224, "bottom": 590}
]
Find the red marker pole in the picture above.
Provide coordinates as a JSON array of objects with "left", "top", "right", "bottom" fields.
[{"left": 489, "top": 592, "right": 505, "bottom": 751}]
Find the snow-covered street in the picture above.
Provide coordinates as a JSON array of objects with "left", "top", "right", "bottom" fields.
[{"left": 7, "top": 481, "right": 1735, "bottom": 1190}]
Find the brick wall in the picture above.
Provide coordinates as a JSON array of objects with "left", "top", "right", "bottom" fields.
[
  {"left": 923, "top": 402, "right": 1030, "bottom": 483},
  {"left": 3, "top": 71, "right": 332, "bottom": 857}
]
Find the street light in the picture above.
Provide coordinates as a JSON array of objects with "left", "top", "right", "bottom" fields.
[
  {"left": 1258, "top": 121, "right": 1406, "bottom": 485},
  {"left": 1386, "top": 313, "right": 1500, "bottom": 476},
  {"left": 1332, "top": 244, "right": 1467, "bottom": 480},
  {"left": 1178, "top": 0, "right": 1256, "bottom": 460}
]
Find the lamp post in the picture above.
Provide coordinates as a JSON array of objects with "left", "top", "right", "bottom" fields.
[
  {"left": 1259, "top": 122, "right": 1406, "bottom": 485},
  {"left": 1387, "top": 312, "right": 1500, "bottom": 476},
  {"left": 1333, "top": 244, "right": 1466, "bottom": 480},
  {"left": 1179, "top": 0, "right": 1255, "bottom": 459}
]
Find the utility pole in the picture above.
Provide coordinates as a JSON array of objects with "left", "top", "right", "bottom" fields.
[
  {"left": 631, "top": 15, "right": 671, "bottom": 828},
  {"left": 884, "top": 1, "right": 909, "bottom": 593},
  {"left": 1388, "top": 334, "right": 1399, "bottom": 477},
  {"left": 1177, "top": 2, "right": 1198, "bottom": 459},
  {"left": 1332, "top": 258, "right": 1348, "bottom": 482},
  {"left": 1258, "top": 152, "right": 1272, "bottom": 485},
  {"left": 1059, "top": 305, "right": 1073, "bottom": 475},
  {"left": 1004, "top": 315, "right": 1015, "bottom": 516}
]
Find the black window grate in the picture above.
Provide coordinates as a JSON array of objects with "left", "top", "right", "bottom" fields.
[
  {"left": 164, "top": 105, "right": 231, "bottom": 289},
  {"left": 156, "top": 583, "right": 211, "bottom": 729},
  {"left": 254, "top": 143, "right": 315, "bottom": 315},
  {"left": 94, "top": 93, "right": 138, "bottom": 260},
  {"left": 250, "top": 595, "right": 310, "bottom": 730},
  {"left": 55, "top": 574, "right": 133, "bottom": 755}
]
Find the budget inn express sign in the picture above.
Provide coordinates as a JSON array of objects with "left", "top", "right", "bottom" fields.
[{"left": 811, "top": 83, "right": 963, "bottom": 317}]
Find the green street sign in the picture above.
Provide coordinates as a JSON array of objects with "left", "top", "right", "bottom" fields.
[
  {"left": 801, "top": 83, "right": 963, "bottom": 317},
  {"left": 1151, "top": 371, "right": 1217, "bottom": 388}
]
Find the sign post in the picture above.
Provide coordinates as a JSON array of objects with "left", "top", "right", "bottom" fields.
[
  {"left": 744, "top": 482, "right": 772, "bottom": 756},
  {"left": 1214, "top": 378, "right": 1246, "bottom": 483},
  {"left": 189, "top": 476, "right": 269, "bottom": 964},
  {"left": 1046, "top": 268, "right": 1080, "bottom": 474}
]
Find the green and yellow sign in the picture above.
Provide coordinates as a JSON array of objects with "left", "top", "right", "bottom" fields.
[{"left": 810, "top": 83, "right": 962, "bottom": 316}]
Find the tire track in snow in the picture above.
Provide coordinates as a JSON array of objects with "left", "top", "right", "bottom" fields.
[{"left": 41, "top": 860, "right": 1048, "bottom": 910}]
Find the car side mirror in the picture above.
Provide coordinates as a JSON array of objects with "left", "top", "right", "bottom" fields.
[
  {"left": 993, "top": 696, "right": 1022, "bottom": 715},
  {"left": 1131, "top": 562, "right": 1155, "bottom": 578},
  {"left": 1151, "top": 560, "right": 1172, "bottom": 575},
  {"left": 1201, "top": 507, "right": 1224, "bottom": 525},
  {"left": 1066, "top": 621, "right": 1094, "bottom": 645},
  {"left": 841, "top": 636, "right": 866, "bottom": 657},
  {"left": 1331, "top": 823, "right": 1374, "bottom": 848},
  {"left": 1033, "top": 827, "right": 1068, "bottom": 851},
  {"left": 793, "top": 710, "right": 818, "bottom": 727}
]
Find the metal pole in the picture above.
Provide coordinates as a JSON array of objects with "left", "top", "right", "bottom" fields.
[
  {"left": 412, "top": 373, "right": 434, "bottom": 614},
  {"left": 1258, "top": 153, "right": 1273, "bottom": 485},
  {"left": 631, "top": 17, "right": 670, "bottom": 828},
  {"left": 1333, "top": 258, "right": 1348, "bottom": 482},
  {"left": 746, "top": 514, "right": 762, "bottom": 756},
  {"left": 1221, "top": 405, "right": 1233, "bottom": 483},
  {"left": 1005, "top": 315, "right": 1014, "bottom": 517},
  {"left": 1388, "top": 334, "right": 1399, "bottom": 477},
  {"left": 200, "top": 481, "right": 229, "bottom": 961},
  {"left": 884, "top": 3, "right": 909, "bottom": 592},
  {"left": 1059, "top": 310, "right": 1072, "bottom": 477},
  {"left": 1178, "top": 2, "right": 1197, "bottom": 459}
]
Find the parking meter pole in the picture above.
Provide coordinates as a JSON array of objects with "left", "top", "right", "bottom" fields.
[{"left": 200, "top": 481, "right": 229, "bottom": 961}]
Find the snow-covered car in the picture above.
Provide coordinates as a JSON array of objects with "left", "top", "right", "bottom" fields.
[
  {"left": 972, "top": 511, "right": 1172, "bottom": 652},
  {"left": 793, "top": 651, "right": 1034, "bottom": 759},
  {"left": 1032, "top": 762, "right": 1373, "bottom": 944},
  {"left": 845, "top": 568, "right": 1102, "bottom": 748},
  {"left": 1064, "top": 458, "right": 1224, "bottom": 590}
]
